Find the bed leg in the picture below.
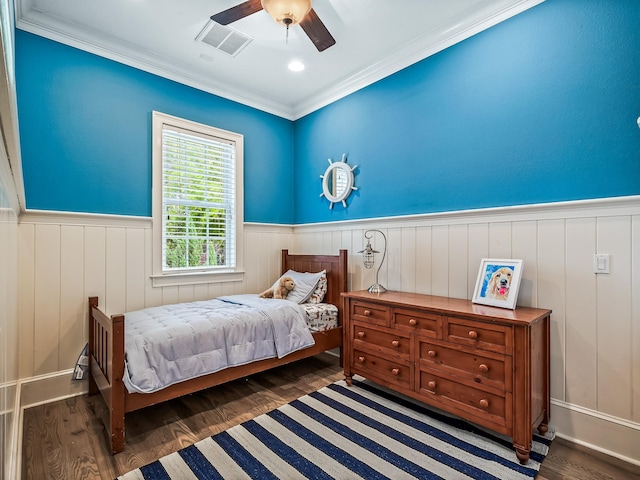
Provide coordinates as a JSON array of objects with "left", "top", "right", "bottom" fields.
[
  {"left": 110, "top": 384, "right": 125, "bottom": 454},
  {"left": 111, "top": 423, "right": 125, "bottom": 455},
  {"left": 110, "top": 389, "right": 125, "bottom": 454},
  {"left": 88, "top": 297, "right": 99, "bottom": 396},
  {"left": 111, "top": 313, "right": 126, "bottom": 454}
]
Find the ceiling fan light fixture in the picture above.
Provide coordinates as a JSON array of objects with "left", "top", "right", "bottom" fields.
[{"left": 261, "top": 0, "right": 312, "bottom": 27}]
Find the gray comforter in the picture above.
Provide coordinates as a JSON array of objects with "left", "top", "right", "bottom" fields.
[{"left": 122, "top": 294, "right": 315, "bottom": 394}]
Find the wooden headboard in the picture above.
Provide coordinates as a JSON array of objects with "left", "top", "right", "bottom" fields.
[{"left": 281, "top": 249, "right": 348, "bottom": 319}]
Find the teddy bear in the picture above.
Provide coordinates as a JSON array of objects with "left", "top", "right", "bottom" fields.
[{"left": 259, "top": 276, "right": 295, "bottom": 299}]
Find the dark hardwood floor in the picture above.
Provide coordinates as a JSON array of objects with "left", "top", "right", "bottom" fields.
[{"left": 22, "top": 353, "right": 640, "bottom": 479}]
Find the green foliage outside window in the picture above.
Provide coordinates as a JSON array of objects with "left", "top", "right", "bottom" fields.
[
  {"left": 164, "top": 205, "right": 227, "bottom": 268},
  {"left": 162, "top": 131, "right": 233, "bottom": 270}
]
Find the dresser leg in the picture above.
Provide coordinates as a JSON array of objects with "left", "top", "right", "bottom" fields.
[
  {"left": 344, "top": 374, "right": 353, "bottom": 386},
  {"left": 514, "top": 446, "right": 530, "bottom": 464},
  {"left": 538, "top": 423, "right": 549, "bottom": 435}
]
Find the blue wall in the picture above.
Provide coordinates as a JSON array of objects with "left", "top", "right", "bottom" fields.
[
  {"left": 15, "top": 0, "right": 640, "bottom": 225},
  {"left": 15, "top": 31, "right": 295, "bottom": 223},
  {"left": 294, "top": 0, "right": 640, "bottom": 223}
]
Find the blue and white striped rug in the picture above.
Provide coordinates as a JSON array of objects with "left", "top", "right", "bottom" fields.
[{"left": 118, "top": 379, "right": 554, "bottom": 480}]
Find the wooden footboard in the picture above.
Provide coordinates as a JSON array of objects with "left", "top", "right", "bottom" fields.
[
  {"left": 87, "top": 249, "right": 348, "bottom": 454},
  {"left": 88, "top": 297, "right": 126, "bottom": 454}
]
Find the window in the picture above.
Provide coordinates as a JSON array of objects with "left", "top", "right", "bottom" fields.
[{"left": 152, "top": 111, "right": 244, "bottom": 286}]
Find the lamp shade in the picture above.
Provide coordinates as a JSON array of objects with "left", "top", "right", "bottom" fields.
[
  {"left": 358, "top": 241, "right": 378, "bottom": 269},
  {"left": 358, "top": 230, "right": 387, "bottom": 294},
  {"left": 261, "top": 0, "right": 312, "bottom": 26}
]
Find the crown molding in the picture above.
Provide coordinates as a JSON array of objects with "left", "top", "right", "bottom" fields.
[
  {"left": 15, "top": 0, "right": 544, "bottom": 121},
  {"left": 293, "top": 0, "right": 545, "bottom": 118},
  {"left": 14, "top": 7, "right": 295, "bottom": 120}
]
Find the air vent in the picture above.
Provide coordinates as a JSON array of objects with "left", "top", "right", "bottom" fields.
[{"left": 196, "top": 21, "right": 252, "bottom": 57}]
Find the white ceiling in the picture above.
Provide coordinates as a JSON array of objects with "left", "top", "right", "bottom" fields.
[{"left": 14, "top": 0, "right": 543, "bottom": 119}]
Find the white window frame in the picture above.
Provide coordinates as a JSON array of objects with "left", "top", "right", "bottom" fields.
[{"left": 151, "top": 111, "right": 244, "bottom": 287}]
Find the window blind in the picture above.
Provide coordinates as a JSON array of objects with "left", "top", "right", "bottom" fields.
[{"left": 161, "top": 126, "right": 236, "bottom": 272}]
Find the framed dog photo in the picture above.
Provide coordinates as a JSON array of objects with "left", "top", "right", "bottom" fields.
[{"left": 472, "top": 258, "right": 523, "bottom": 309}]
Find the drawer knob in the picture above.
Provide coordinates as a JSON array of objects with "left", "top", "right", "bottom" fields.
[
  {"left": 409, "top": 318, "right": 417, "bottom": 326},
  {"left": 468, "top": 330, "right": 478, "bottom": 339},
  {"left": 479, "top": 399, "right": 489, "bottom": 408},
  {"left": 391, "top": 340, "right": 400, "bottom": 347},
  {"left": 427, "top": 350, "right": 437, "bottom": 357},
  {"left": 479, "top": 363, "right": 489, "bottom": 372},
  {"left": 391, "top": 368, "right": 400, "bottom": 376},
  {"left": 357, "top": 331, "right": 365, "bottom": 338},
  {"left": 364, "top": 309, "right": 371, "bottom": 316},
  {"left": 427, "top": 380, "right": 437, "bottom": 389},
  {"left": 357, "top": 356, "right": 365, "bottom": 363}
]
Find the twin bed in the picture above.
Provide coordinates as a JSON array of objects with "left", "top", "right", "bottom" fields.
[{"left": 88, "top": 249, "right": 347, "bottom": 454}]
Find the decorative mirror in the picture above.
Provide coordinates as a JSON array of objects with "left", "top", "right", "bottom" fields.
[{"left": 319, "top": 154, "right": 358, "bottom": 209}]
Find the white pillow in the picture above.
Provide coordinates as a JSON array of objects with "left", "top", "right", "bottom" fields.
[{"left": 272, "top": 270, "right": 325, "bottom": 304}]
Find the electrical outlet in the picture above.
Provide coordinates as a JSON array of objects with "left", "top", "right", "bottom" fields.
[{"left": 594, "top": 254, "right": 610, "bottom": 274}]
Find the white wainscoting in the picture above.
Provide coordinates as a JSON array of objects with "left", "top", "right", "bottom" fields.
[
  {"left": 16, "top": 196, "right": 640, "bottom": 464},
  {"left": 290, "top": 196, "right": 640, "bottom": 464},
  {"left": 1, "top": 207, "right": 19, "bottom": 480},
  {"left": 17, "top": 213, "right": 294, "bottom": 378}
]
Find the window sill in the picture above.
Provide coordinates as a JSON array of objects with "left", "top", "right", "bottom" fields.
[{"left": 150, "top": 270, "right": 245, "bottom": 288}]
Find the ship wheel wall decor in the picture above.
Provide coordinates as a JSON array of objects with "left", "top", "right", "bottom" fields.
[{"left": 319, "top": 154, "right": 357, "bottom": 209}]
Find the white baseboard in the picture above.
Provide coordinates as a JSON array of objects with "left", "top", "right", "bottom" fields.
[
  {"left": 8, "top": 370, "right": 88, "bottom": 479},
  {"left": 0, "top": 381, "right": 17, "bottom": 415},
  {"left": 19, "top": 369, "right": 88, "bottom": 409},
  {"left": 551, "top": 399, "right": 640, "bottom": 466},
  {"left": 2, "top": 380, "right": 19, "bottom": 480}
]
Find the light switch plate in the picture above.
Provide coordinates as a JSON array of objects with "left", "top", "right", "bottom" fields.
[{"left": 594, "top": 253, "right": 610, "bottom": 274}]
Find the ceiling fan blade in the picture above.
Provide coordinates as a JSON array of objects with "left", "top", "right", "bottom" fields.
[
  {"left": 299, "top": 8, "right": 336, "bottom": 52},
  {"left": 211, "top": 0, "right": 263, "bottom": 25}
]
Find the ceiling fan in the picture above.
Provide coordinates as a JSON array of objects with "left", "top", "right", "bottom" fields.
[{"left": 210, "top": 0, "right": 336, "bottom": 52}]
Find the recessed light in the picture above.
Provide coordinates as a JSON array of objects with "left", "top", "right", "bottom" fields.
[{"left": 288, "top": 61, "right": 305, "bottom": 72}]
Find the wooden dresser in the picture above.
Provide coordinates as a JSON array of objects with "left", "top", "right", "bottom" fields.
[{"left": 342, "top": 290, "right": 551, "bottom": 463}]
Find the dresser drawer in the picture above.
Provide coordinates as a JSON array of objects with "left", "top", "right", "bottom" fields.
[
  {"left": 392, "top": 308, "right": 440, "bottom": 338},
  {"left": 351, "top": 349, "right": 413, "bottom": 389},
  {"left": 418, "top": 370, "right": 510, "bottom": 430},
  {"left": 350, "top": 301, "right": 389, "bottom": 326},
  {"left": 444, "top": 317, "right": 512, "bottom": 355},
  {"left": 417, "top": 338, "right": 511, "bottom": 393},
  {"left": 351, "top": 323, "right": 411, "bottom": 358}
]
